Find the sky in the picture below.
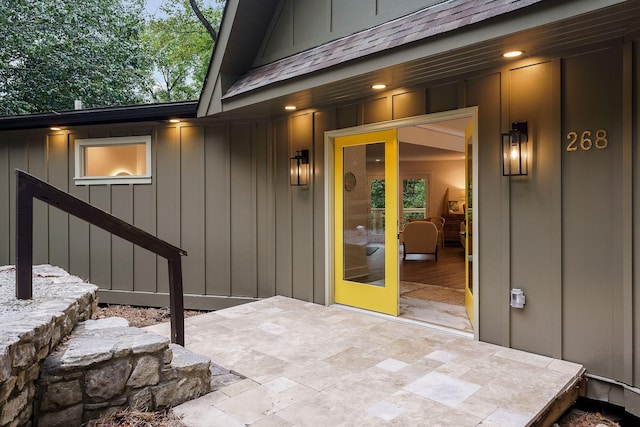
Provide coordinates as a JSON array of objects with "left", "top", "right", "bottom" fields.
[
  {"left": 144, "top": 0, "right": 173, "bottom": 18},
  {"left": 144, "top": 0, "right": 218, "bottom": 18}
]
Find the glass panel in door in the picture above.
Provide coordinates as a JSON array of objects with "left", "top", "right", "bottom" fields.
[{"left": 334, "top": 130, "right": 398, "bottom": 316}]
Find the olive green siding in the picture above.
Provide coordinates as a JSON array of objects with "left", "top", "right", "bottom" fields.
[
  {"left": 508, "top": 60, "right": 562, "bottom": 359},
  {"left": 257, "top": 0, "right": 440, "bottom": 66},
  {"left": 0, "top": 122, "right": 280, "bottom": 310},
  {"left": 0, "top": 144, "right": 9, "bottom": 264},
  {"left": 274, "top": 42, "right": 634, "bottom": 384},
  {"left": 1, "top": 38, "right": 639, "bottom": 391},
  {"left": 562, "top": 47, "right": 627, "bottom": 382},
  {"left": 466, "top": 72, "right": 507, "bottom": 347}
]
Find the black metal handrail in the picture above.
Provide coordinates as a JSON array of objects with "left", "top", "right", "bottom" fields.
[{"left": 15, "top": 169, "right": 187, "bottom": 345}]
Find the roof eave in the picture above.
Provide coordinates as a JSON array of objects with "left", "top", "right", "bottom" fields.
[
  {"left": 0, "top": 101, "right": 198, "bottom": 132},
  {"left": 197, "top": 0, "right": 235, "bottom": 118},
  {"left": 214, "top": 0, "right": 636, "bottom": 116}
]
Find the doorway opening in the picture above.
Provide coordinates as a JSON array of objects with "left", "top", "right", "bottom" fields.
[
  {"left": 397, "top": 118, "right": 472, "bottom": 334},
  {"left": 327, "top": 108, "right": 477, "bottom": 337}
]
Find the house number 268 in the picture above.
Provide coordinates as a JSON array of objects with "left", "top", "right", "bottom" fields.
[{"left": 566, "top": 129, "right": 608, "bottom": 152}]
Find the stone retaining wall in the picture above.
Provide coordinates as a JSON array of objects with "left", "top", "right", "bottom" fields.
[
  {"left": 0, "top": 265, "right": 222, "bottom": 427},
  {"left": 0, "top": 266, "right": 98, "bottom": 427},
  {"left": 35, "top": 318, "right": 211, "bottom": 426}
]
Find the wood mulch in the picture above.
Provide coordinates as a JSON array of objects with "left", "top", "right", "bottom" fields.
[
  {"left": 556, "top": 409, "right": 620, "bottom": 426},
  {"left": 86, "top": 407, "right": 185, "bottom": 427},
  {"left": 92, "top": 304, "right": 206, "bottom": 328}
]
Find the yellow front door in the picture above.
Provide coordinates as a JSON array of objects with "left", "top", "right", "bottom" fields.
[
  {"left": 334, "top": 130, "right": 398, "bottom": 316},
  {"left": 464, "top": 121, "right": 474, "bottom": 325}
]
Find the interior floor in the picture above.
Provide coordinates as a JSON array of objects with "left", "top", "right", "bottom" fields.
[
  {"left": 362, "top": 243, "right": 472, "bottom": 332},
  {"left": 401, "top": 244, "right": 466, "bottom": 288}
]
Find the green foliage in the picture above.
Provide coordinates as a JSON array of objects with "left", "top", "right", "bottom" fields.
[
  {"left": 370, "top": 179, "right": 426, "bottom": 210},
  {"left": 0, "top": 0, "right": 224, "bottom": 115},
  {"left": 370, "top": 179, "right": 385, "bottom": 209},
  {"left": 141, "top": 0, "right": 223, "bottom": 102},
  {"left": 402, "top": 178, "right": 426, "bottom": 223},
  {"left": 0, "top": 0, "right": 151, "bottom": 115},
  {"left": 402, "top": 179, "right": 425, "bottom": 209}
]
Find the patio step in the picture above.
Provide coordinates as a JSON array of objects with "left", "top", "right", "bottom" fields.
[{"left": 35, "top": 317, "right": 212, "bottom": 426}]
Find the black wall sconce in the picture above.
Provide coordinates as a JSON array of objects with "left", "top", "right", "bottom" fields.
[
  {"left": 290, "top": 149, "right": 309, "bottom": 186},
  {"left": 502, "top": 121, "right": 528, "bottom": 176}
]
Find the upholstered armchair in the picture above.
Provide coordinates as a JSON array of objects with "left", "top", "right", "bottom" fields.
[
  {"left": 402, "top": 220, "right": 438, "bottom": 261},
  {"left": 427, "top": 216, "right": 445, "bottom": 247}
]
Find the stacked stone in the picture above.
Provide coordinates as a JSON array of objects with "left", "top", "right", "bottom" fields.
[
  {"left": 35, "top": 318, "right": 212, "bottom": 426},
  {"left": 0, "top": 266, "right": 97, "bottom": 427}
]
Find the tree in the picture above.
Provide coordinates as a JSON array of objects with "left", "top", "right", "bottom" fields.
[
  {"left": 402, "top": 179, "right": 425, "bottom": 209},
  {"left": 370, "top": 179, "right": 386, "bottom": 209},
  {"left": 0, "top": 0, "right": 151, "bottom": 115},
  {"left": 402, "top": 178, "right": 426, "bottom": 222},
  {"left": 189, "top": 0, "right": 218, "bottom": 43},
  {"left": 141, "top": 0, "right": 223, "bottom": 102}
]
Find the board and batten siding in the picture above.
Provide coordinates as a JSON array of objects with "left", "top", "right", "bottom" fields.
[
  {"left": 0, "top": 121, "right": 298, "bottom": 310},
  {"left": 561, "top": 46, "right": 628, "bottom": 383},
  {"left": 256, "top": 0, "right": 440, "bottom": 66},
  {"left": 285, "top": 42, "right": 635, "bottom": 386}
]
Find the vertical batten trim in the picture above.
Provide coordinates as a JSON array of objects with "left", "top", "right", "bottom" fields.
[
  {"left": 252, "top": 123, "right": 259, "bottom": 297},
  {"left": 0, "top": 142, "right": 9, "bottom": 263},
  {"left": 500, "top": 70, "right": 512, "bottom": 348},
  {"left": 225, "top": 124, "right": 232, "bottom": 295},
  {"left": 268, "top": 122, "right": 277, "bottom": 296},
  {"left": 621, "top": 41, "right": 634, "bottom": 384},
  {"left": 45, "top": 134, "right": 52, "bottom": 265},
  {"left": 177, "top": 126, "right": 183, "bottom": 250},
  {"left": 550, "top": 59, "right": 563, "bottom": 359},
  {"left": 288, "top": 115, "right": 295, "bottom": 298},
  {"left": 310, "top": 115, "right": 317, "bottom": 302},
  {"left": 634, "top": 40, "right": 640, "bottom": 388}
]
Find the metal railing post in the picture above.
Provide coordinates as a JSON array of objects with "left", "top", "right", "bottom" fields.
[
  {"left": 168, "top": 254, "right": 185, "bottom": 346},
  {"left": 16, "top": 171, "right": 33, "bottom": 299}
]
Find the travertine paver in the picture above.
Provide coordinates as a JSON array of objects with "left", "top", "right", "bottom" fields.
[{"left": 145, "top": 296, "right": 584, "bottom": 426}]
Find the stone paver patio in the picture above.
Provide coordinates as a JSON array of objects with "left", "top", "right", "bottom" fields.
[{"left": 145, "top": 296, "right": 583, "bottom": 426}]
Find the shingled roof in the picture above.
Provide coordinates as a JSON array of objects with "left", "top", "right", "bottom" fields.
[{"left": 223, "top": 0, "right": 543, "bottom": 99}]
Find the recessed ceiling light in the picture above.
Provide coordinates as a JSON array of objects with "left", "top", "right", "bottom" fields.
[
  {"left": 284, "top": 105, "right": 297, "bottom": 111},
  {"left": 169, "top": 119, "right": 181, "bottom": 123},
  {"left": 503, "top": 50, "right": 523, "bottom": 58},
  {"left": 371, "top": 84, "right": 387, "bottom": 90},
  {"left": 50, "top": 127, "right": 62, "bottom": 131}
]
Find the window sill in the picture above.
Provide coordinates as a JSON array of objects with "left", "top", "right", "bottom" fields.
[{"left": 73, "top": 176, "right": 152, "bottom": 186}]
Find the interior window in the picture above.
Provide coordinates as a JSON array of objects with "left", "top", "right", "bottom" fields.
[{"left": 402, "top": 178, "right": 427, "bottom": 226}]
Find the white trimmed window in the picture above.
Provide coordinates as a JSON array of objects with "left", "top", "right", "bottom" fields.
[{"left": 74, "top": 136, "right": 152, "bottom": 185}]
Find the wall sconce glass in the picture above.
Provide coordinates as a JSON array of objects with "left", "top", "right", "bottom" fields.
[
  {"left": 502, "top": 121, "right": 528, "bottom": 176},
  {"left": 290, "top": 149, "right": 309, "bottom": 186}
]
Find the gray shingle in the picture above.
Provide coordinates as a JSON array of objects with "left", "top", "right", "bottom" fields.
[{"left": 223, "top": 0, "right": 543, "bottom": 98}]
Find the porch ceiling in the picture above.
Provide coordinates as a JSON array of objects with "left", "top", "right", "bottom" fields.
[{"left": 213, "top": 0, "right": 639, "bottom": 120}]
